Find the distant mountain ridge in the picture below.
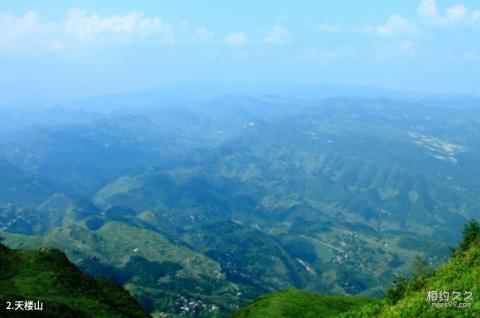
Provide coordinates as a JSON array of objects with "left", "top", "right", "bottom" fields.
[{"left": 1, "top": 95, "right": 480, "bottom": 316}]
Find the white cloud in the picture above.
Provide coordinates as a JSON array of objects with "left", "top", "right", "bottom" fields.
[
  {"left": 225, "top": 32, "right": 246, "bottom": 46},
  {"left": 417, "top": 0, "right": 439, "bottom": 20},
  {"left": 0, "top": 10, "right": 63, "bottom": 53},
  {"left": 0, "top": 9, "right": 184, "bottom": 54},
  {"left": 192, "top": 27, "right": 214, "bottom": 41},
  {"left": 417, "top": 0, "right": 480, "bottom": 26},
  {"left": 314, "top": 24, "right": 343, "bottom": 33},
  {"left": 65, "top": 9, "right": 174, "bottom": 43},
  {"left": 264, "top": 25, "right": 291, "bottom": 44},
  {"left": 359, "top": 15, "right": 420, "bottom": 37},
  {"left": 446, "top": 4, "right": 468, "bottom": 23}
]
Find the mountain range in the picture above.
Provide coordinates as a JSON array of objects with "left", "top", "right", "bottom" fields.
[{"left": 1, "top": 94, "right": 479, "bottom": 316}]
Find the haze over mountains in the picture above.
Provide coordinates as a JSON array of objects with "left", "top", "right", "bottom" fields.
[{"left": 1, "top": 89, "right": 480, "bottom": 316}]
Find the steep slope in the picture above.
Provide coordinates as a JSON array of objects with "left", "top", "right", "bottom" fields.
[
  {"left": 1, "top": 221, "right": 255, "bottom": 316},
  {"left": 342, "top": 228, "right": 480, "bottom": 317},
  {"left": 233, "top": 222, "right": 480, "bottom": 318},
  {"left": 2, "top": 96, "right": 480, "bottom": 316},
  {"left": 91, "top": 97, "right": 480, "bottom": 300},
  {"left": 94, "top": 170, "right": 312, "bottom": 293},
  {"left": 0, "top": 242, "right": 149, "bottom": 318}
]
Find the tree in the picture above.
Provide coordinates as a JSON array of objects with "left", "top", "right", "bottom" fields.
[
  {"left": 458, "top": 219, "right": 480, "bottom": 253},
  {"left": 410, "top": 255, "right": 432, "bottom": 278},
  {"left": 408, "top": 255, "right": 433, "bottom": 290},
  {"left": 386, "top": 275, "right": 408, "bottom": 305}
]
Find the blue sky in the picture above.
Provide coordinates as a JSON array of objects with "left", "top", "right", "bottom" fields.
[{"left": 0, "top": 0, "right": 479, "bottom": 106}]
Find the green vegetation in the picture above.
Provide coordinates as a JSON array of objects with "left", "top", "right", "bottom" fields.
[
  {"left": 1, "top": 221, "right": 251, "bottom": 317},
  {"left": 341, "top": 219, "right": 480, "bottom": 317},
  {"left": 458, "top": 219, "right": 480, "bottom": 253},
  {"left": 231, "top": 289, "right": 374, "bottom": 318},
  {"left": 2, "top": 97, "right": 480, "bottom": 316},
  {"left": 0, "top": 243, "right": 148, "bottom": 318},
  {"left": 233, "top": 221, "right": 480, "bottom": 317}
]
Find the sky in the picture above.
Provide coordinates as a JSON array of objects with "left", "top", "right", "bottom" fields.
[{"left": 0, "top": 0, "right": 479, "bottom": 106}]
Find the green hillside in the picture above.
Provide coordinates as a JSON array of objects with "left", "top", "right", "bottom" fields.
[
  {"left": 341, "top": 220, "right": 480, "bottom": 318},
  {"left": 0, "top": 242, "right": 149, "bottom": 318},
  {"left": 2, "top": 97, "right": 480, "bottom": 316},
  {"left": 1, "top": 221, "right": 256, "bottom": 316},
  {"left": 233, "top": 220, "right": 480, "bottom": 318},
  {"left": 91, "top": 98, "right": 480, "bottom": 298},
  {"left": 230, "top": 289, "right": 374, "bottom": 318}
]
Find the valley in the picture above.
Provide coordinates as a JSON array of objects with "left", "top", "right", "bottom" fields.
[{"left": 1, "top": 95, "right": 479, "bottom": 317}]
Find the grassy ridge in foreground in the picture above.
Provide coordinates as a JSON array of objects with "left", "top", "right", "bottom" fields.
[
  {"left": 341, "top": 239, "right": 480, "bottom": 317},
  {"left": 230, "top": 289, "right": 375, "bottom": 318},
  {"left": 0, "top": 243, "right": 149, "bottom": 318},
  {"left": 233, "top": 221, "right": 480, "bottom": 318}
]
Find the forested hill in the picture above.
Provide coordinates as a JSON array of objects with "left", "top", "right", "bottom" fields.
[
  {"left": 0, "top": 242, "right": 149, "bottom": 318},
  {"left": 233, "top": 220, "right": 480, "bottom": 318},
  {"left": 2, "top": 96, "right": 480, "bottom": 316}
]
